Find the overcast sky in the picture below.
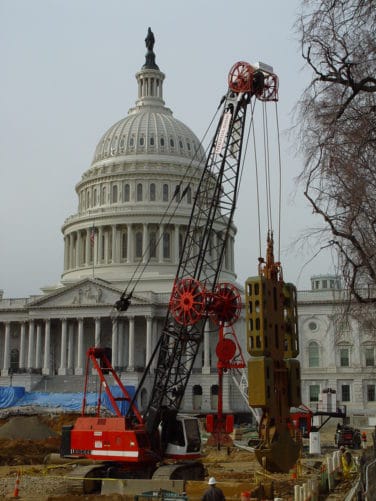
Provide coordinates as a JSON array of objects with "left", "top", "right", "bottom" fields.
[{"left": 0, "top": 0, "right": 334, "bottom": 298}]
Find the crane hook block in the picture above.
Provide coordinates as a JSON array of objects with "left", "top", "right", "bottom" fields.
[{"left": 169, "top": 278, "right": 206, "bottom": 326}]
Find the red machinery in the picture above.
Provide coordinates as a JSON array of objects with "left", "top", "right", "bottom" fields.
[{"left": 61, "top": 57, "right": 279, "bottom": 491}]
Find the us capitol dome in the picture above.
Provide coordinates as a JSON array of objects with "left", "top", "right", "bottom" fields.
[{"left": 61, "top": 28, "right": 236, "bottom": 293}]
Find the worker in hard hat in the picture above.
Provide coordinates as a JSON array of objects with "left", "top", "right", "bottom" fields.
[{"left": 202, "top": 477, "right": 225, "bottom": 501}]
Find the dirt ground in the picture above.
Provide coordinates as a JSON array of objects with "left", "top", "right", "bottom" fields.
[{"left": 0, "top": 414, "right": 367, "bottom": 500}]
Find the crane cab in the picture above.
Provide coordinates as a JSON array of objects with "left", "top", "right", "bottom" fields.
[{"left": 163, "top": 415, "right": 201, "bottom": 460}]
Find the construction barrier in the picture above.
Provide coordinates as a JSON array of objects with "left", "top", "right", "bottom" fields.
[{"left": 293, "top": 449, "right": 360, "bottom": 501}]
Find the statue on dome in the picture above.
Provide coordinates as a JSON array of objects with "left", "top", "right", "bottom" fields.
[
  {"left": 143, "top": 27, "right": 159, "bottom": 70},
  {"left": 145, "top": 27, "right": 155, "bottom": 52}
]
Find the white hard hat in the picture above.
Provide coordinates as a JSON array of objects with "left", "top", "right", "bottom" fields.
[{"left": 208, "top": 477, "right": 216, "bottom": 485}]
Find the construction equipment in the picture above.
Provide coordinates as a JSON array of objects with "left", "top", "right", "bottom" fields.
[
  {"left": 61, "top": 60, "right": 280, "bottom": 490},
  {"left": 246, "top": 233, "right": 302, "bottom": 473}
]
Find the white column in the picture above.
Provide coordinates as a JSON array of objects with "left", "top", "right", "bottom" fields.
[
  {"left": 35, "top": 322, "right": 42, "bottom": 369},
  {"left": 19, "top": 322, "right": 26, "bottom": 370},
  {"left": 174, "top": 224, "right": 180, "bottom": 263},
  {"left": 85, "top": 229, "right": 91, "bottom": 265},
  {"left": 146, "top": 316, "right": 152, "bottom": 366},
  {"left": 127, "top": 224, "right": 132, "bottom": 262},
  {"left": 104, "top": 230, "right": 109, "bottom": 263},
  {"left": 111, "top": 318, "right": 118, "bottom": 367},
  {"left": 128, "top": 316, "right": 135, "bottom": 371},
  {"left": 112, "top": 225, "right": 117, "bottom": 263},
  {"left": 43, "top": 319, "right": 51, "bottom": 375},
  {"left": 158, "top": 224, "right": 164, "bottom": 263},
  {"left": 64, "top": 236, "right": 69, "bottom": 270},
  {"left": 98, "top": 226, "right": 103, "bottom": 263},
  {"left": 95, "top": 317, "right": 101, "bottom": 346},
  {"left": 142, "top": 224, "right": 148, "bottom": 263},
  {"left": 27, "top": 320, "right": 35, "bottom": 369},
  {"left": 75, "top": 318, "right": 84, "bottom": 375},
  {"left": 76, "top": 231, "right": 81, "bottom": 267},
  {"left": 202, "top": 322, "right": 211, "bottom": 374},
  {"left": 2, "top": 322, "right": 10, "bottom": 376},
  {"left": 67, "top": 322, "right": 74, "bottom": 373},
  {"left": 118, "top": 320, "right": 124, "bottom": 368},
  {"left": 59, "top": 318, "right": 68, "bottom": 375}
]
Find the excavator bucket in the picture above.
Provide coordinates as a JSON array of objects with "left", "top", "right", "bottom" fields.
[{"left": 254, "top": 429, "right": 300, "bottom": 473}]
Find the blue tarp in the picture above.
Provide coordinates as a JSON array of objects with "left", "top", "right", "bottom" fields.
[{"left": 0, "top": 386, "right": 135, "bottom": 415}]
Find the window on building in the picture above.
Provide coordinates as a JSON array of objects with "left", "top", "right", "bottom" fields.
[
  {"left": 340, "top": 348, "right": 350, "bottom": 367},
  {"left": 160, "top": 137, "right": 165, "bottom": 147},
  {"left": 112, "top": 185, "right": 118, "bottom": 203},
  {"left": 170, "top": 138, "right": 174, "bottom": 148},
  {"left": 93, "top": 188, "right": 97, "bottom": 206},
  {"left": 121, "top": 232, "right": 127, "bottom": 259},
  {"left": 308, "top": 341, "right": 320, "bottom": 368},
  {"left": 366, "top": 348, "right": 375, "bottom": 367},
  {"left": 309, "top": 385, "right": 320, "bottom": 402},
  {"left": 139, "top": 136, "right": 144, "bottom": 146},
  {"left": 150, "top": 183, "right": 156, "bottom": 201},
  {"left": 193, "top": 385, "right": 202, "bottom": 411},
  {"left": 163, "top": 184, "right": 169, "bottom": 202},
  {"left": 10, "top": 349, "right": 19, "bottom": 372},
  {"left": 149, "top": 231, "right": 157, "bottom": 259},
  {"left": 124, "top": 184, "right": 130, "bottom": 202},
  {"left": 367, "top": 385, "right": 376, "bottom": 402},
  {"left": 163, "top": 232, "right": 171, "bottom": 259},
  {"left": 137, "top": 183, "right": 143, "bottom": 202},
  {"left": 135, "top": 231, "right": 143, "bottom": 259},
  {"left": 341, "top": 384, "right": 350, "bottom": 402},
  {"left": 210, "top": 385, "right": 219, "bottom": 410},
  {"left": 150, "top": 136, "right": 155, "bottom": 146},
  {"left": 102, "top": 186, "right": 106, "bottom": 205}
]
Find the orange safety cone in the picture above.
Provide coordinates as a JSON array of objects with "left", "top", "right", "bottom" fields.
[{"left": 12, "top": 469, "right": 20, "bottom": 498}]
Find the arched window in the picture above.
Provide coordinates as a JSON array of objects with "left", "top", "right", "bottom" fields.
[
  {"left": 135, "top": 230, "right": 143, "bottom": 258},
  {"left": 210, "top": 385, "right": 219, "bottom": 410},
  {"left": 86, "top": 189, "right": 90, "bottom": 208},
  {"left": 149, "top": 231, "right": 157, "bottom": 258},
  {"left": 112, "top": 185, "right": 118, "bottom": 203},
  {"left": 163, "top": 184, "right": 169, "bottom": 202},
  {"left": 121, "top": 231, "right": 127, "bottom": 260},
  {"left": 10, "top": 348, "right": 19, "bottom": 372},
  {"left": 186, "top": 186, "right": 192, "bottom": 204},
  {"left": 137, "top": 183, "right": 143, "bottom": 202},
  {"left": 150, "top": 183, "right": 156, "bottom": 201},
  {"left": 308, "top": 341, "right": 320, "bottom": 368},
  {"left": 102, "top": 186, "right": 107, "bottom": 205},
  {"left": 163, "top": 232, "right": 171, "bottom": 259},
  {"left": 124, "top": 183, "right": 130, "bottom": 202},
  {"left": 93, "top": 188, "right": 97, "bottom": 206},
  {"left": 193, "top": 385, "right": 203, "bottom": 411}
]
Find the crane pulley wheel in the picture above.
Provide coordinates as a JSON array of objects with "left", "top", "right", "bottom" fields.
[
  {"left": 208, "top": 283, "right": 242, "bottom": 326},
  {"left": 228, "top": 61, "right": 254, "bottom": 93},
  {"left": 169, "top": 278, "right": 206, "bottom": 326}
]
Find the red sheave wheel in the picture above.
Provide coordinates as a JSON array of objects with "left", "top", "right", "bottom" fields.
[
  {"left": 209, "top": 283, "right": 242, "bottom": 326},
  {"left": 169, "top": 278, "right": 206, "bottom": 325},
  {"left": 228, "top": 61, "right": 254, "bottom": 93}
]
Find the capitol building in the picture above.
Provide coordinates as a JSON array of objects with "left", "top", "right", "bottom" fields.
[
  {"left": 0, "top": 31, "right": 375, "bottom": 423},
  {"left": 0, "top": 31, "right": 246, "bottom": 417}
]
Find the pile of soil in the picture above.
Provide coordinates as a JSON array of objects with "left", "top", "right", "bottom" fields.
[
  {"left": 0, "top": 415, "right": 75, "bottom": 466},
  {"left": 0, "top": 416, "right": 57, "bottom": 440}
]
